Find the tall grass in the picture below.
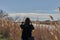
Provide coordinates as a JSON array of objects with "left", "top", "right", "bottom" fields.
[{"left": 0, "top": 18, "right": 60, "bottom": 40}]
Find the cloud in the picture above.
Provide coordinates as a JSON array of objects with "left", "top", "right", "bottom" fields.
[
  {"left": 8, "top": 13, "right": 60, "bottom": 19},
  {"left": 33, "top": 9, "right": 59, "bottom": 13},
  {"left": 53, "top": 9, "right": 58, "bottom": 12}
]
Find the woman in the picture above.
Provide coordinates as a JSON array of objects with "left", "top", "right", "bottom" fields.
[{"left": 20, "top": 17, "right": 34, "bottom": 40}]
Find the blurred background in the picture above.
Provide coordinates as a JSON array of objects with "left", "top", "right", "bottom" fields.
[{"left": 0, "top": 0, "right": 60, "bottom": 40}]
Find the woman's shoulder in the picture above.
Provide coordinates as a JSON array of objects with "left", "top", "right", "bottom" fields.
[
  {"left": 20, "top": 24, "right": 24, "bottom": 27},
  {"left": 30, "top": 24, "right": 33, "bottom": 26}
]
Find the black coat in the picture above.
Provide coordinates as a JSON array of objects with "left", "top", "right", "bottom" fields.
[{"left": 20, "top": 24, "right": 34, "bottom": 39}]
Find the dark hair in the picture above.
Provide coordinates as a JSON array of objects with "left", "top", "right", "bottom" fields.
[{"left": 25, "top": 17, "right": 31, "bottom": 24}]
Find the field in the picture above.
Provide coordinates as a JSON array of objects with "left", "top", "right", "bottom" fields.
[{"left": 0, "top": 18, "right": 60, "bottom": 40}]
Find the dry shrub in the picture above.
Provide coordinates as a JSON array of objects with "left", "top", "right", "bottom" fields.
[
  {"left": 33, "top": 23, "right": 60, "bottom": 40},
  {"left": 0, "top": 18, "right": 60, "bottom": 40},
  {"left": 0, "top": 19, "right": 21, "bottom": 40}
]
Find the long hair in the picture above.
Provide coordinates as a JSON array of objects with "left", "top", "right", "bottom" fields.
[{"left": 24, "top": 17, "right": 31, "bottom": 24}]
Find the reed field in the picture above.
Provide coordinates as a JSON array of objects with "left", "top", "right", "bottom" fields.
[{"left": 0, "top": 18, "right": 60, "bottom": 40}]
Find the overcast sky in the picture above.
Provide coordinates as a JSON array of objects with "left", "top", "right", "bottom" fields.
[{"left": 0, "top": 0, "right": 60, "bottom": 13}]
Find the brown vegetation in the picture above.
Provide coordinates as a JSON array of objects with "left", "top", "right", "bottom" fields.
[{"left": 0, "top": 18, "right": 60, "bottom": 40}]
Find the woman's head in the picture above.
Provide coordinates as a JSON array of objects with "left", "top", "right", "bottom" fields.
[{"left": 25, "top": 17, "right": 31, "bottom": 24}]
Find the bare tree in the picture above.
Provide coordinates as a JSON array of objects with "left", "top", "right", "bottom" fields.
[
  {"left": 0, "top": 9, "right": 4, "bottom": 18},
  {"left": 0, "top": 9, "right": 8, "bottom": 19}
]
